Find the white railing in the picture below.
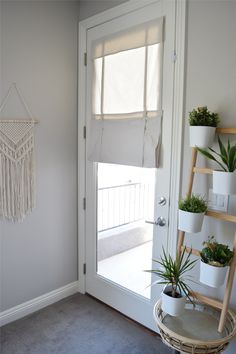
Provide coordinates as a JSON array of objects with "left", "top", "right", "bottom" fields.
[{"left": 97, "top": 182, "right": 153, "bottom": 232}]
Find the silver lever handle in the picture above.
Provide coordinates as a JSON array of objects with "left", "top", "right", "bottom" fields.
[{"left": 145, "top": 217, "right": 166, "bottom": 227}]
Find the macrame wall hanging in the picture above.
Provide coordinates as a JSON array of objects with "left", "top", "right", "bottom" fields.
[{"left": 0, "top": 83, "right": 39, "bottom": 221}]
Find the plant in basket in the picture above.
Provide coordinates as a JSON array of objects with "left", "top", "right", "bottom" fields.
[
  {"left": 200, "top": 236, "right": 233, "bottom": 288},
  {"left": 197, "top": 136, "right": 236, "bottom": 195},
  {"left": 146, "top": 247, "right": 197, "bottom": 317},
  {"left": 178, "top": 194, "right": 208, "bottom": 233},
  {"left": 188, "top": 106, "right": 220, "bottom": 148}
]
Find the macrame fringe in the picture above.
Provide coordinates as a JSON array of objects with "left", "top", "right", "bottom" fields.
[
  {"left": 0, "top": 141, "right": 35, "bottom": 222},
  {"left": 0, "top": 84, "right": 36, "bottom": 221}
]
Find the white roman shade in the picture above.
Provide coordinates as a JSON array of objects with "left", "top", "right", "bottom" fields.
[{"left": 88, "top": 17, "right": 164, "bottom": 168}]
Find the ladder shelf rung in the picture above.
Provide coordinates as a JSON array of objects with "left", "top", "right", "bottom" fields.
[
  {"left": 206, "top": 210, "right": 236, "bottom": 223},
  {"left": 181, "top": 246, "right": 200, "bottom": 257},
  {"left": 179, "top": 134, "right": 236, "bottom": 334},
  {"left": 216, "top": 127, "right": 236, "bottom": 134},
  {"left": 189, "top": 291, "right": 223, "bottom": 310}
]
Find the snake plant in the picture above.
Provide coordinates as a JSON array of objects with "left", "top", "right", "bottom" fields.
[{"left": 197, "top": 136, "right": 236, "bottom": 172}]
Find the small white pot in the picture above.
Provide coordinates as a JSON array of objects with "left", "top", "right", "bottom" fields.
[
  {"left": 161, "top": 285, "right": 186, "bottom": 317},
  {"left": 189, "top": 126, "right": 216, "bottom": 148},
  {"left": 213, "top": 171, "right": 236, "bottom": 195},
  {"left": 178, "top": 209, "right": 205, "bottom": 233},
  {"left": 200, "top": 261, "right": 228, "bottom": 288}
]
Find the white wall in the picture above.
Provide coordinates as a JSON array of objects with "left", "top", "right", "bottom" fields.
[
  {"left": 184, "top": 0, "right": 236, "bottom": 289},
  {"left": 184, "top": 1, "right": 236, "bottom": 352},
  {"left": 0, "top": 1, "right": 79, "bottom": 311}
]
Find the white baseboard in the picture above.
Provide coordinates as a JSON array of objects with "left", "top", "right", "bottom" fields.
[{"left": 0, "top": 281, "right": 79, "bottom": 327}]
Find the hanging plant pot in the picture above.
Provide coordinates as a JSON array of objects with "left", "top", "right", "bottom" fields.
[
  {"left": 178, "top": 209, "right": 205, "bottom": 233},
  {"left": 200, "top": 261, "right": 228, "bottom": 288},
  {"left": 213, "top": 171, "right": 236, "bottom": 195},
  {"left": 161, "top": 285, "right": 186, "bottom": 317},
  {"left": 189, "top": 126, "right": 216, "bottom": 148}
]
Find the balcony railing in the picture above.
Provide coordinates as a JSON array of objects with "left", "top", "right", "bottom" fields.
[{"left": 97, "top": 182, "right": 153, "bottom": 232}]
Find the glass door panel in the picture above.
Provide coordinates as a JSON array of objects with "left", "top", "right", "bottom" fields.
[{"left": 97, "top": 163, "right": 156, "bottom": 298}]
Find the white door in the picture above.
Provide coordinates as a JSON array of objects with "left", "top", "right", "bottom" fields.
[{"left": 85, "top": 1, "right": 176, "bottom": 331}]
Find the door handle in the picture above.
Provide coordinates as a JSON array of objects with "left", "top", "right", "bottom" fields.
[{"left": 145, "top": 217, "right": 166, "bottom": 227}]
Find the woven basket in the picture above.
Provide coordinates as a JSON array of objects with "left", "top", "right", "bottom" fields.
[{"left": 153, "top": 300, "right": 236, "bottom": 354}]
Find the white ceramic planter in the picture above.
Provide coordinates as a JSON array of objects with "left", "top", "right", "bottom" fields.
[
  {"left": 178, "top": 209, "right": 205, "bottom": 233},
  {"left": 161, "top": 285, "right": 186, "bottom": 316},
  {"left": 189, "top": 126, "right": 216, "bottom": 148},
  {"left": 200, "top": 261, "right": 228, "bottom": 288},
  {"left": 213, "top": 171, "right": 236, "bottom": 195}
]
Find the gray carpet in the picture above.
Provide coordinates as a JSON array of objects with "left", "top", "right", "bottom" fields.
[{"left": 0, "top": 293, "right": 172, "bottom": 354}]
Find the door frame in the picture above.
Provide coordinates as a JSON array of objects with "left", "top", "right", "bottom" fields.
[{"left": 78, "top": 0, "right": 186, "bottom": 294}]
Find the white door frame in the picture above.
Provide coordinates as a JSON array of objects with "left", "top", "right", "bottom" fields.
[{"left": 78, "top": 0, "right": 186, "bottom": 294}]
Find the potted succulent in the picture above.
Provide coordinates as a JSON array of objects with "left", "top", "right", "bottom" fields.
[
  {"left": 188, "top": 106, "right": 220, "bottom": 148},
  {"left": 197, "top": 136, "right": 236, "bottom": 195},
  {"left": 178, "top": 194, "right": 208, "bottom": 233},
  {"left": 146, "top": 248, "right": 196, "bottom": 316},
  {"left": 200, "top": 236, "right": 233, "bottom": 288}
]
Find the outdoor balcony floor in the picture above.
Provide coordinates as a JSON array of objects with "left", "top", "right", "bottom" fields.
[{"left": 98, "top": 241, "right": 152, "bottom": 298}]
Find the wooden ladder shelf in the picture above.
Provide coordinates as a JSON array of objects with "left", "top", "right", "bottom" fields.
[{"left": 177, "top": 127, "right": 236, "bottom": 333}]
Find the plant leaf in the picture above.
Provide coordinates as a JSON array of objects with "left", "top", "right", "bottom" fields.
[
  {"left": 228, "top": 144, "right": 236, "bottom": 172},
  {"left": 218, "top": 136, "right": 228, "bottom": 163},
  {"left": 197, "top": 146, "right": 227, "bottom": 171}
]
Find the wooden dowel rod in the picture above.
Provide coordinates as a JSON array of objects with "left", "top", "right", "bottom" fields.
[
  {"left": 193, "top": 167, "right": 213, "bottom": 174},
  {"left": 216, "top": 127, "right": 236, "bottom": 134},
  {"left": 181, "top": 246, "right": 200, "bottom": 257},
  {"left": 0, "top": 119, "right": 39, "bottom": 124},
  {"left": 189, "top": 291, "right": 223, "bottom": 310},
  {"left": 206, "top": 210, "right": 236, "bottom": 223},
  {"left": 186, "top": 148, "right": 198, "bottom": 196},
  {"left": 177, "top": 231, "right": 185, "bottom": 258},
  {"left": 177, "top": 149, "right": 197, "bottom": 258},
  {"left": 218, "top": 230, "right": 236, "bottom": 333}
]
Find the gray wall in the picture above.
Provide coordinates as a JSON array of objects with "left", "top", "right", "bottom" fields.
[
  {"left": 184, "top": 1, "right": 236, "bottom": 352},
  {"left": 79, "top": 0, "right": 127, "bottom": 20},
  {"left": 0, "top": 1, "right": 79, "bottom": 311},
  {"left": 1, "top": 0, "right": 236, "bottom": 351},
  {"left": 0, "top": 0, "right": 2, "bottom": 313},
  {"left": 0, "top": 1, "right": 2, "bottom": 97},
  {"left": 184, "top": 0, "right": 236, "bottom": 289}
]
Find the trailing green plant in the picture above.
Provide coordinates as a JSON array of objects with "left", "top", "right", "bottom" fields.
[
  {"left": 146, "top": 247, "right": 197, "bottom": 302},
  {"left": 188, "top": 106, "right": 220, "bottom": 127},
  {"left": 200, "top": 236, "right": 233, "bottom": 267},
  {"left": 179, "top": 194, "right": 208, "bottom": 213},
  {"left": 197, "top": 136, "right": 236, "bottom": 172}
]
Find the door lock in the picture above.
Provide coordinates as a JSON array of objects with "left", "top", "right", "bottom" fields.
[{"left": 158, "top": 197, "right": 166, "bottom": 206}]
